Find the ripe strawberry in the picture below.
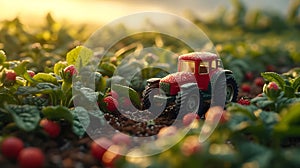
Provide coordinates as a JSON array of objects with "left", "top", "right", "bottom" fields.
[
  {"left": 18, "top": 147, "right": 45, "bottom": 168},
  {"left": 90, "top": 137, "right": 113, "bottom": 161},
  {"left": 254, "top": 77, "right": 264, "bottom": 87},
  {"left": 241, "top": 83, "right": 251, "bottom": 93},
  {"left": 27, "top": 70, "right": 36, "bottom": 78},
  {"left": 40, "top": 119, "right": 61, "bottom": 138},
  {"left": 108, "top": 90, "right": 119, "bottom": 100},
  {"left": 180, "top": 135, "right": 201, "bottom": 156},
  {"left": 157, "top": 126, "right": 177, "bottom": 138},
  {"left": 205, "top": 107, "right": 229, "bottom": 124},
  {"left": 112, "top": 132, "right": 131, "bottom": 146},
  {"left": 1, "top": 137, "right": 24, "bottom": 159},
  {"left": 245, "top": 72, "right": 254, "bottom": 80},
  {"left": 182, "top": 113, "right": 200, "bottom": 126},
  {"left": 237, "top": 98, "right": 251, "bottom": 106},
  {"left": 266, "top": 65, "right": 276, "bottom": 72},
  {"left": 102, "top": 145, "right": 121, "bottom": 168},
  {"left": 103, "top": 96, "right": 118, "bottom": 112},
  {"left": 5, "top": 70, "right": 17, "bottom": 82}
]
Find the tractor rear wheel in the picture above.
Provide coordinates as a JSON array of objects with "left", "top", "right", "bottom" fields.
[{"left": 225, "top": 75, "right": 238, "bottom": 103}]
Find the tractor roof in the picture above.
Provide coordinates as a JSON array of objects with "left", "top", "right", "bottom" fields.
[{"left": 179, "top": 52, "right": 218, "bottom": 62}]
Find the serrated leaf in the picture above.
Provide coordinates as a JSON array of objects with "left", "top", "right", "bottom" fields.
[
  {"left": 42, "top": 106, "right": 73, "bottom": 124},
  {"left": 71, "top": 107, "right": 89, "bottom": 137},
  {"left": 261, "top": 72, "right": 285, "bottom": 89},
  {"left": 5, "top": 105, "right": 40, "bottom": 132},
  {"left": 33, "top": 73, "right": 58, "bottom": 85},
  {"left": 66, "top": 46, "right": 93, "bottom": 69},
  {"left": 112, "top": 84, "right": 141, "bottom": 109},
  {"left": 292, "top": 76, "right": 300, "bottom": 91}
]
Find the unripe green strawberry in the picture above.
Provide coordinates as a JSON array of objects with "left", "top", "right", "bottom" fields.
[{"left": 263, "top": 82, "right": 281, "bottom": 100}]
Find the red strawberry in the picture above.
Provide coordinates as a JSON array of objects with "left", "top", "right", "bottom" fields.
[
  {"left": 5, "top": 70, "right": 16, "bottom": 82},
  {"left": 90, "top": 137, "right": 113, "bottom": 161},
  {"left": 102, "top": 145, "right": 121, "bottom": 168},
  {"left": 237, "top": 98, "right": 251, "bottom": 105},
  {"left": 245, "top": 72, "right": 254, "bottom": 80},
  {"left": 182, "top": 113, "right": 200, "bottom": 126},
  {"left": 103, "top": 96, "right": 118, "bottom": 112},
  {"left": 40, "top": 119, "right": 61, "bottom": 138},
  {"left": 157, "top": 126, "right": 177, "bottom": 138},
  {"left": 254, "top": 77, "right": 265, "bottom": 87},
  {"left": 241, "top": 83, "right": 251, "bottom": 93},
  {"left": 180, "top": 135, "right": 201, "bottom": 156},
  {"left": 18, "top": 147, "right": 45, "bottom": 168},
  {"left": 108, "top": 90, "right": 119, "bottom": 100},
  {"left": 27, "top": 70, "right": 36, "bottom": 78},
  {"left": 205, "top": 107, "right": 229, "bottom": 124},
  {"left": 112, "top": 132, "right": 131, "bottom": 146},
  {"left": 64, "top": 65, "right": 77, "bottom": 77},
  {"left": 266, "top": 65, "right": 276, "bottom": 72},
  {"left": 1, "top": 137, "right": 24, "bottom": 159},
  {"left": 263, "top": 82, "right": 281, "bottom": 100}
]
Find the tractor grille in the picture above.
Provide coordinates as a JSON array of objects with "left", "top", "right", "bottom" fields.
[{"left": 160, "top": 82, "right": 170, "bottom": 95}]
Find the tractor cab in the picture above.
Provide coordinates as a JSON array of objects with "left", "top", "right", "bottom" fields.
[{"left": 178, "top": 52, "right": 222, "bottom": 91}]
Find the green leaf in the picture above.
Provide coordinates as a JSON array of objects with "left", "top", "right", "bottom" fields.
[
  {"left": 33, "top": 73, "right": 58, "bottom": 85},
  {"left": 0, "top": 50, "right": 7, "bottom": 64},
  {"left": 66, "top": 46, "right": 93, "bottom": 69},
  {"left": 70, "top": 107, "right": 90, "bottom": 137},
  {"left": 227, "top": 104, "right": 257, "bottom": 120},
  {"left": 13, "top": 60, "right": 29, "bottom": 76},
  {"left": 111, "top": 84, "right": 141, "bottom": 109},
  {"left": 237, "top": 142, "right": 273, "bottom": 168},
  {"left": 53, "top": 61, "right": 68, "bottom": 75},
  {"left": 279, "top": 102, "right": 300, "bottom": 125},
  {"left": 5, "top": 105, "right": 41, "bottom": 132},
  {"left": 42, "top": 106, "right": 73, "bottom": 124},
  {"left": 16, "top": 83, "right": 58, "bottom": 95},
  {"left": 98, "top": 62, "right": 116, "bottom": 77},
  {"left": 261, "top": 72, "right": 285, "bottom": 89},
  {"left": 292, "top": 76, "right": 300, "bottom": 91}
]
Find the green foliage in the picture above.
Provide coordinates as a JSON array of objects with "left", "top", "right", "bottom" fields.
[
  {"left": 66, "top": 46, "right": 93, "bottom": 70},
  {"left": 42, "top": 106, "right": 73, "bottom": 124},
  {"left": 5, "top": 104, "right": 40, "bottom": 132}
]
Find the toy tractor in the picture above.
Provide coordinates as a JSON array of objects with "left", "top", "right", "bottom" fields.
[{"left": 142, "top": 52, "right": 238, "bottom": 117}]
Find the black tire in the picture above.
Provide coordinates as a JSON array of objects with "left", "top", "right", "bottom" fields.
[
  {"left": 225, "top": 75, "right": 239, "bottom": 103},
  {"left": 142, "top": 85, "right": 159, "bottom": 110},
  {"left": 175, "top": 88, "right": 203, "bottom": 117}
]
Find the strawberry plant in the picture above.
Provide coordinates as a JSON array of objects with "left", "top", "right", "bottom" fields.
[{"left": 0, "top": 1, "right": 300, "bottom": 167}]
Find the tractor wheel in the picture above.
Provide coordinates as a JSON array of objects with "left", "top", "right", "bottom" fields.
[
  {"left": 225, "top": 75, "right": 238, "bottom": 103},
  {"left": 175, "top": 88, "right": 203, "bottom": 117},
  {"left": 142, "top": 85, "right": 159, "bottom": 110}
]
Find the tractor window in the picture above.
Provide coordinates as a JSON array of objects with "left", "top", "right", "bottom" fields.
[
  {"left": 199, "top": 61, "right": 208, "bottom": 74},
  {"left": 211, "top": 60, "right": 217, "bottom": 69},
  {"left": 179, "top": 61, "right": 195, "bottom": 73}
]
